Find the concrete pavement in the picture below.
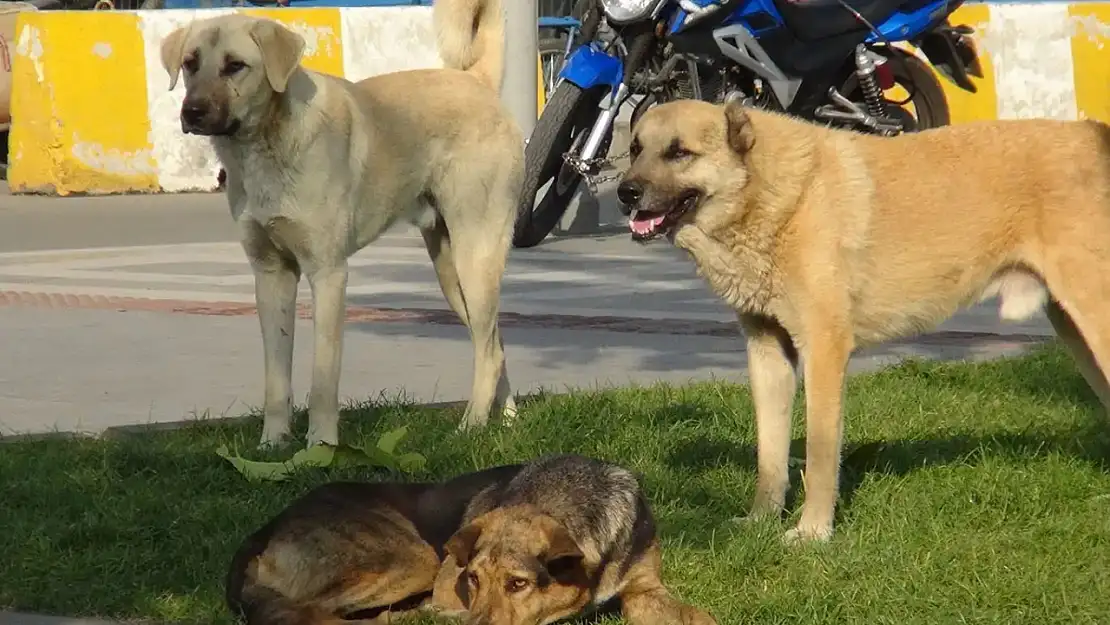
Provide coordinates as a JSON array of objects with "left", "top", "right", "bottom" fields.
[
  {"left": 0, "top": 186, "right": 1053, "bottom": 437},
  {"left": 0, "top": 613, "right": 122, "bottom": 625}
]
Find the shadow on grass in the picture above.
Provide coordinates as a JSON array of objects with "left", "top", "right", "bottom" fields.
[
  {"left": 655, "top": 346, "right": 1110, "bottom": 541},
  {"left": 652, "top": 429, "right": 1110, "bottom": 546}
]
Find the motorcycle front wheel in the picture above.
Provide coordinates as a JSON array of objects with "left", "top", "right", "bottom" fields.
[{"left": 513, "top": 82, "right": 611, "bottom": 249}]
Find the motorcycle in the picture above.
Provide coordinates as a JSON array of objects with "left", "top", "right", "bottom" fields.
[{"left": 512, "top": 0, "right": 984, "bottom": 248}]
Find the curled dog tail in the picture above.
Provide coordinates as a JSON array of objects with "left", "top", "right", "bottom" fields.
[{"left": 434, "top": 0, "right": 505, "bottom": 92}]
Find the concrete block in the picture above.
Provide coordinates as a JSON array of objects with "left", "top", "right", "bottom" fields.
[{"left": 7, "top": 7, "right": 440, "bottom": 195}]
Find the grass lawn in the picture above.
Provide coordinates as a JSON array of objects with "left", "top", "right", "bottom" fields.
[{"left": 2, "top": 344, "right": 1109, "bottom": 624}]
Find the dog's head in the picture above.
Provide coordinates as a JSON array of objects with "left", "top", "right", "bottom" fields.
[
  {"left": 159, "top": 14, "right": 305, "bottom": 137},
  {"left": 444, "top": 506, "right": 592, "bottom": 625},
  {"left": 618, "top": 99, "right": 756, "bottom": 242}
]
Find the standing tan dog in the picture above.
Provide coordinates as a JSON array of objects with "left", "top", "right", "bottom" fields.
[
  {"left": 159, "top": 0, "right": 522, "bottom": 448},
  {"left": 617, "top": 98, "right": 1110, "bottom": 543}
]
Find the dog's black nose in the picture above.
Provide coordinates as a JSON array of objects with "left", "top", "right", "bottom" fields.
[
  {"left": 181, "top": 101, "right": 207, "bottom": 125},
  {"left": 616, "top": 181, "right": 643, "bottom": 209}
]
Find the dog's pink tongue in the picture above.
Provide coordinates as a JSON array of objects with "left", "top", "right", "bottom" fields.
[{"left": 629, "top": 213, "right": 665, "bottom": 235}]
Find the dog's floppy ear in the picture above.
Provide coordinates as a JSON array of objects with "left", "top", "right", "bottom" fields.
[
  {"left": 541, "top": 526, "right": 588, "bottom": 586},
  {"left": 160, "top": 24, "right": 191, "bottom": 91},
  {"left": 445, "top": 523, "right": 483, "bottom": 568},
  {"left": 249, "top": 18, "right": 305, "bottom": 93},
  {"left": 724, "top": 99, "right": 755, "bottom": 155}
]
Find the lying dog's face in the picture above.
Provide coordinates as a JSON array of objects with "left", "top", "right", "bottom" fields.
[
  {"left": 444, "top": 506, "right": 592, "bottom": 625},
  {"left": 159, "top": 15, "right": 305, "bottom": 137},
  {"left": 618, "top": 99, "right": 755, "bottom": 242}
]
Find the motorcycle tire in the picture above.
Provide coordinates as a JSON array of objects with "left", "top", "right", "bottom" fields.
[
  {"left": 843, "top": 49, "right": 951, "bottom": 132},
  {"left": 538, "top": 37, "right": 569, "bottom": 105},
  {"left": 513, "top": 82, "right": 610, "bottom": 249}
]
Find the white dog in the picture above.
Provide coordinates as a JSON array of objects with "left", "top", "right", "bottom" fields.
[{"left": 159, "top": 0, "right": 522, "bottom": 448}]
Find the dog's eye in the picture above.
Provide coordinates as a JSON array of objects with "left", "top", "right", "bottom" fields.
[
  {"left": 466, "top": 572, "right": 480, "bottom": 589},
  {"left": 629, "top": 139, "right": 642, "bottom": 161},
  {"left": 505, "top": 577, "right": 530, "bottom": 593},
  {"left": 182, "top": 56, "right": 199, "bottom": 74},
  {"left": 222, "top": 59, "right": 247, "bottom": 76},
  {"left": 663, "top": 141, "right": 695, "bottom": 161}
]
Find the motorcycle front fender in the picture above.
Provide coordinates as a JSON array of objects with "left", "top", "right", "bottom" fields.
[{"left": 559, "top": 43, "right": 625, "bottom": 95}]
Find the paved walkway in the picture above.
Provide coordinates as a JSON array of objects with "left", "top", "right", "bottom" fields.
[{"left": 0, "top": 189, "right": 1054, "bottom": 437}]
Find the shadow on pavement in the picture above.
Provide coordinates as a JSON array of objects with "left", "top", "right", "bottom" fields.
[{"left": 346, "top": 316, "right": 1049, "bottom": 377}]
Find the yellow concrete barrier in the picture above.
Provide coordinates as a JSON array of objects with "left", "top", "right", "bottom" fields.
[
  {"left": 8, "top": 6, "right": 439, "bottom": 195},
  {"left": 11, "top": 11, "right": 159, "bottom": 194}
]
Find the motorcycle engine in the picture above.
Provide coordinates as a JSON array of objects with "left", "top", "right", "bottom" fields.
[
  {"left": 669, "top": 62, "right": 727, "bottom": 102},
  {"left": 668, "top": 59, "right": 773, "bottom": 107}
]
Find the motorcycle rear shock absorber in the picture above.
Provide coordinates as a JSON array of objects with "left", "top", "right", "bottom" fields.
[{"left": 854, "top": 45, "right": 887, "bottom": 119}]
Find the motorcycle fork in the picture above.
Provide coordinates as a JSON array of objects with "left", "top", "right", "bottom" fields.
[
  {"left": 569, "top": 81, "right": 630, "bottom": 175},
  {"left": 569, "top": 22, "right": 657, "bottom": 172},
  {"left": 571, "top": 47, "right": 692, "bottom": 170},
  {"left": 581, "top": 82, "right": 626, "bottom": 160}
]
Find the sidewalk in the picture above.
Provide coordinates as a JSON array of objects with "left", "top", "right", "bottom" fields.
[{"left": 0, "top": 192, "right": 1054, "bottom": 437}]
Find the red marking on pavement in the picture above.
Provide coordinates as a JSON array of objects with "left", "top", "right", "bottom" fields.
[{"left": 0, "top": 290, "right": 1053, "bottom": 346}]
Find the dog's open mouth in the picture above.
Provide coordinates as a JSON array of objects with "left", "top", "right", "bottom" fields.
[{"left": 628, "top": 190, "right": 701, "bottom": 241}]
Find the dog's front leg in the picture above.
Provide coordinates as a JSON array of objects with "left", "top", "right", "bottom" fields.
[
  {"left": 739, "top": 314, "right": 799, "bottom": 521},
  {"left": 786, "top": 326, "right": 853, "bottom": 544},
  {"left": 304, "top": 262, "right": 349, "bottom": 447},
  {"left": 244, "top": 225, "right": 301, "bottom": 449}
]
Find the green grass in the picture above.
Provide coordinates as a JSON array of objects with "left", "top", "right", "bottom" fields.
[{"left": 2, "top": 344, "right": 1109, "bottom": 625}]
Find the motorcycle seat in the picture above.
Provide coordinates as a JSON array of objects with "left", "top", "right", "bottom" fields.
[{"left": 772, "top": 0, "right": 909, "bottom": 41}]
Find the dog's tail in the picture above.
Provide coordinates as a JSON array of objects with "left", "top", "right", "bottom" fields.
[
  {"left": 231, "top": 578, "right": 347, "bottom": 625},
  {"left": 227, "top": 535, "right": 346, "bottom": 625},
  {"left": 434, "top": 0, "right": 505, "bottom": 92}
]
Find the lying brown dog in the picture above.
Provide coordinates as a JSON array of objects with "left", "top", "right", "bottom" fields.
[
  {"left": 226, "top": 454, "right": 716, "bottom": 625},
  {"left": 617, "top": 98, "right": 1110, "bottom": 544}
]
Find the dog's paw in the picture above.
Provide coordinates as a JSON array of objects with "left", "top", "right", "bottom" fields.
[
  {"left": 782, "top": 523, "right": 833, "bottom": 546},
  {"left": 731, "top": 499, "right": 785, "bottom": 526},
  {"left": 455, "top": 419, "right": 486, "bottom": 434},
  {"left": 305, "top": 431, "right": 339, "bottom": 448},
  {"left": 305, "top": 419, "right": 339, "bottom": 449},
  {"left": 455, "top": 410, "right": 490, "bottom": 434},
  {"left": 499, "top": 397, "right": 519, "bottom": 426},
  {"left": 257, "top": 428, "right": 292, "bottom": 450}
]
